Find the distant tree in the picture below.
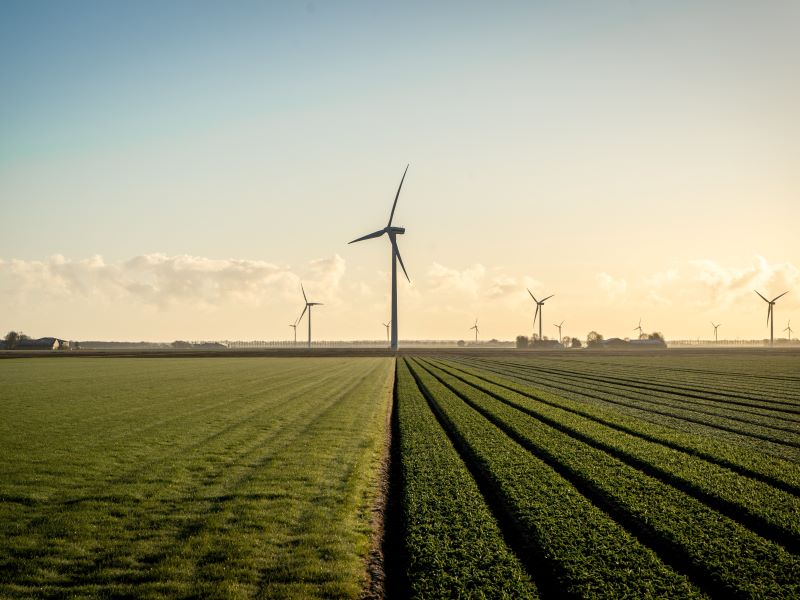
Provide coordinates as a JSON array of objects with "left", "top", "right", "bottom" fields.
[
  {"left": 531, "top": 333, "right": 540, "bottom": 342},
  {"left": 3, "top": 331, "right": 27, "bottom": 349},
  {"left": 516, "top": 335, "right": 529, "bottom": 349},
  {"left": 648, "top": 332, "right": 665, "bottom": 341},
  {"left": 457, "top": 339, "right": 465, "bottom": 347},
  {"left": 570, "top": 337, "right": 582, "bottom": 348},
  {"left": 587, "top": 331, "right": 604, "bottom": 348},
  {"left": 171, "top": 340, "right": 192, "bottom": 349}
]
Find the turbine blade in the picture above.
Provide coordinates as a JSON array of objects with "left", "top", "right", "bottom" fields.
[
  {"left": 387, "top": 164, "right": 409, "bottom": 227},
  {"left": 767, "top": 304, "right": 772, "bottom": 325},
  {"left": 349, "top": 229, "right": 386, "bottom": 244},
  {"left": 755, "top": 290, "right": 769, "bottom": 302},
  {"left": 392, "top": 238, "right": 410, "bottom": 282},
  {"left": 299, "top": 304, "right": 308, "bottom": 322},
  {"left": 533, "top": 303, "right": 540, "bottom": 324},
  {"left": 772, "top": 290, "right": 790, "bottom": 302},
  {"left": 527, "top": 289, "right": 538, "bottom": 303},
  {"left": 301, "top": 283, "right": 307, "bottom": 303},
  {"left": 541, "top": 294, "right": 554, "bottom": 302}
]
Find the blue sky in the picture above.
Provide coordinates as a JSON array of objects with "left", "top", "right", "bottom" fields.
[{"left": 1, "top": 1, "right": 798, "bottom": 340}]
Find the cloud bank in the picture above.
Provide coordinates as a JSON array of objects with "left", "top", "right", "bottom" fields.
[{"left": 0, "top": 253, "right": 346, "bottom": 309}]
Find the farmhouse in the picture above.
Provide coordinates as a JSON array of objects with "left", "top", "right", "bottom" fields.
[{"left": 15, "top": 337, "right": 68, "bottom": 351}]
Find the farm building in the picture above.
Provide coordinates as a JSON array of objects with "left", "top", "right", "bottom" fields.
[{"left": 15, "top": 337, "right": 69, "bottom": 351}]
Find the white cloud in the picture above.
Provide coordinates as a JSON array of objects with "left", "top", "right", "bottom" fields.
[
  {"left": 0, "top": 253, "right": 347, "bottom": 309},
  {"left": 427, "top": 262, "right": 486, "bottom": 296},
  {"left": 596, "top": 272, "right": 628, "bottom": 300},
  {"left": 690, "top": 256, "right": 799, "bottom": 308}
]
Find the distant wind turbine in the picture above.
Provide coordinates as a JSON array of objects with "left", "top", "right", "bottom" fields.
[
  {"left": 755, "top": 290, "right": 789, "bottom": 346},
  {"left": 298, "top": 283, "right": 323, "bottom": 349},
  {"left": 554, "top": 320, "right": 564, "bottom": 344},
  {"left": 349, "top": 165, "right": 411, "bottom": 351},
  {"left": 383, "top": 321, "right": 391, "bottom": 344},
  {"left": 711, "top": 322, "right": 721, "bottom": 343},
  {"left": 528, "top": 289, "right": 554, "bottom": 341},
  {"left": 634, "top": 318, "right": 644, "bottom": 339},
  {"left": 289, "top": 320, "right": 298, "bottom": 344},
  {"left": 785, "top": 321, "right": 793, "bottom": 342},
  {"left": 469, "top": 319, "right": 479, "bottom": 343}
]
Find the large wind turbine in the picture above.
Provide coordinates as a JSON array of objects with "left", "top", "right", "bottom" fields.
[
  {"left": 349, "top": 165, "right": 410, "bottom": 351},
  {"left": 755, "top": 290, "right": 789, "bottom": 346},
  {"left": 634, "top": 318, "right": 644, "bottom": 339},
  {"left": 383, "top": 321, "right": 391, "bottom": 344},
  {"left": 785, "top": 321, "right": 793, "bottom": 342},
  {"left": 298, "top": 283, "right": 323, "bottom": 349},
  {"left": 528, "top": 289, "right": 554, "bottom": 341},
  {"left": 469, "top": 319, "right": 479, "bottom": 343},
  {"left": 711, "top": 322, "right": 721, "bottom": 343},
  {"left": 554, "top": 320, "right": 564, "bottom": 344}
]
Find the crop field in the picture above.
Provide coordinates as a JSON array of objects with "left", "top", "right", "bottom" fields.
[
  {"left": 0, "top": 357, "right": 393, "bottom": 599},
  {"left": 394, "top": 352, "right": 800, "bottom": 598},
  {"left": 2, "top": 350, "right": 799, "bottom": 599}
]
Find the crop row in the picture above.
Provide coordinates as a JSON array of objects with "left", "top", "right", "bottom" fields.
[
  {"left": 500, "top": 356, "right": 800, "bottom": 405},
  {"left": 548, "top": 354, "right": 800, "bottom": 394},
  {"left": 411, "top": 358, "right": 800, "bottom": 599},
  {"left": 458, "top": 357, "right": 800, "bottom": 462},
  {"left": 423, "top": 358, "right": 800, "bottom": 552},
  {"left": 441, "top": 358, "right": 800, "bottom": 499},
  {"left": 475, "top": 358, "right": 800, "bottom": 441},
  {"left": 470, "top": 357, "right": 800, "bottom": 424},
  {"left": 394, "top": 359, "right": 538, "bottom": 598},
  {"left": 402, "top": 358, "right": 704, "bottom": 598}
]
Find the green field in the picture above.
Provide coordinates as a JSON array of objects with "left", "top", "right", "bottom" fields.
[
  {"left": 2, "top": 351, "right": 799, "bottom": 599},
  {"left": 396, "top": 352, "right": 800, "bottom": 599},
  {"left": 0, "top": 357, "right": 393, "bottom": 599}
]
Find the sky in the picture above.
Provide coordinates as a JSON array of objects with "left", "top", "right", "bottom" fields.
[{"left": 1, "top": 1, "right": 798, "bottom": 342}]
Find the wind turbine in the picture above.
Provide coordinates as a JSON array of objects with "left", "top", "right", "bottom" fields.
[
  {"left": 289, "top": 320, "right": 298, "bottom": 344},
  {"left": 711, "top": 322, "right": 721, "bottom": 343},
  {"left": 527, "top": 289, "right": 554, "bottom": 341},
  {"left": 785, "top": 321, "right": 793, "bottom": 342},
  {"left": 554, "top": 320, "right": 564, "bottom": 345},
  {"left": 634, "top": 318, "right": 644, "bottom": 339},
  {"left": 349, "top": 165, "right": 411, "bottom": 351},
  {"left": 383, "top": 321, "right": 391, "bottom": 344},
  {"left": 469, "top": 319, "right": 479, "bottom": 343},
  {"left": 298, "top": 283, "right": 323, "bottom": 349},
  {"left": 755, "top": 290, "right": 789, "bottom": 346}
]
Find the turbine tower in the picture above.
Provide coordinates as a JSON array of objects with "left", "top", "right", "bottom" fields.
[
  {"left": 298, "top": 283, "right": 323, "bottom": 349},
  {"left": 634, "top": 318, "right": 644, "bottom": 339},
  {"left": 383, "top": 321, "right": 391, "bottom": 344},
  {"left": 785, "top": 321, "right": 793, "bottom": 342},
  {"left": 289, "top": 321, "right": 298, "bottom": 344},
  {"left": 755, "top": 290, "right": 789, "bottom": 346},
  {"left": 469, "top": 319, "right": 479, "bottom": 343},
  {"left": 349, "top": 165, "right": 411, "bottom": 351},
  {"left": 554, "top": 320, "right": 564, "bottom": 345},
  {"left": 528, "top": 289, "right": 554, "bottom": 341},
  {"left": 711, "top": 322, "right": 721, "bottom": 343}
]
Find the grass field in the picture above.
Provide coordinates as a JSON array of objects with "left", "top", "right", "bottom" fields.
[
  {"left": 394, "top": 351, "right": 800, "bottom": 599},
  {"left": 0, "top": 357, "right": 393, "bottom": 599},
  {"left": 2, "top": 350, "right": 799, "bottom": 599}
]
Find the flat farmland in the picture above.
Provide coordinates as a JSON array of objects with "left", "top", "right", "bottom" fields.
[
  {"left": 0, "top": 357, "right": 393, "bottom": 599},
  {"left": 395, "top": 351, "right": 800, "bottom": 598},
  {"left": 2, "top": 350, "right": 799, "bottom": 599}
]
